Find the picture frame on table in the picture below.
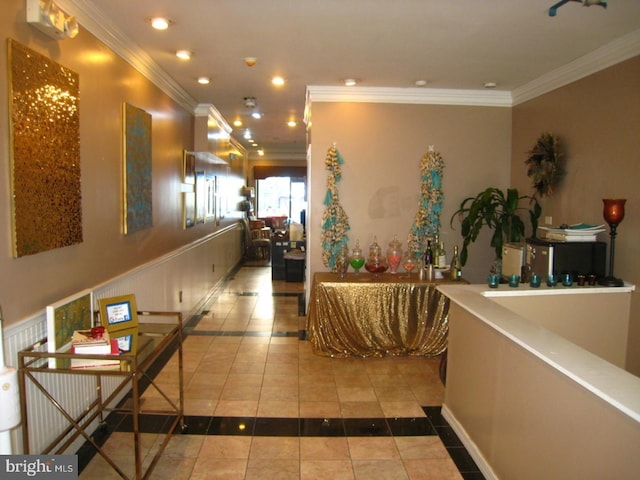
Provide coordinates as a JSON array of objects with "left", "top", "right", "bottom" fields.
[
  {"left": 46, "top": 289, "right": 94, "bottom": 367},
  {"left": 98, "top": 294, "right": 139, "bottom": 334},
  {"left": 46, "top": 289, "right": 94, "bottom": 353}
]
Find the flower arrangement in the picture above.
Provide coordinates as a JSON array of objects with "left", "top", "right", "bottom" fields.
[
  {"left": 321, "top": 145, "right": 350, "bottom": 270},
  {"left": 408, "top": 146, "right": 445, "bottom": 257},
  {"left": 525, "top": 132, "right": 564, "bottom": 197}
]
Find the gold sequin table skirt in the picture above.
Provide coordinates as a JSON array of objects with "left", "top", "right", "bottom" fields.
[{"left": 307, "top": 272, "right": 457, "bottom": 357}]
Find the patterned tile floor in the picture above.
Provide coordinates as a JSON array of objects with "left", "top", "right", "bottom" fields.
[{"left": 79, "top": 263, "right": 484, "bottom": 479}]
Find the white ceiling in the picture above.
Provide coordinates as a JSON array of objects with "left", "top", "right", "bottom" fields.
[{"left": 61, "top": 0, "right": 640, "bottom": 160}]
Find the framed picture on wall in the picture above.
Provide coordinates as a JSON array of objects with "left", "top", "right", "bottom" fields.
[
  {"left": 183, "top": 150, "right": 196, "bottom": 185},
  {"left": 195, "top": 171, "right": 206, "bottom": 224},
  {"left": 205, "top": 175, "right": 216, "bottom": 223},
  {"left": 183, "top": 192, "right": 196, "bottom": 228}
]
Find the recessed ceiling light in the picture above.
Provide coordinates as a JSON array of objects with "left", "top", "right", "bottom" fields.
[
  {"left": 243, "top": 129, "right": 252, "bottom": 140},
  {"left": 197, "top": 77, "right": 210, "bottom": 85},
  {"left": 484, "top": 82, "right": 497, "bottom": 89},
  {"left": 233, "top": 120, "right": 242, "bottom": 127},
  {"left": 344, "top": 78, "right": 357, "bottom": 86},
  {"left": 150, "top": 17, "right": 171, "bottom": 30},
  {"left": 251, "top": 112, "right": 262, "bottom": 119},
  {"left": 287, "top": 120, "right": 297, "bottom": 127},
  {"left": 415, "top": 79, "right": 428, "bottom": 87},
  {"left": 176, "top": 50, "right": 192, "bottom": 60},
  {"left": 257, "top": 149, "right": 264, "bottom": 156},
  {"left": 272, "top": 76, "right": 285, "bottom": 86}
]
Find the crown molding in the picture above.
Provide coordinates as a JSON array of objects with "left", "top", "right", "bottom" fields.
[
  {"left": 58, "top": 0, "right": 198, "bottom": 112},
  {"left": 306, "top": 86, "right": 513, "bottom": 108},
  {"left": 194, "top": 104, "right": 232, "bottom": 134},
  {"left": 512, "top": 29, "right": 640, "bottom": 105}
]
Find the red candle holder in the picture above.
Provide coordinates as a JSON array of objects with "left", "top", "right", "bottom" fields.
[{"left": 598, "top": 199, "right": 626, "bottom": 287}]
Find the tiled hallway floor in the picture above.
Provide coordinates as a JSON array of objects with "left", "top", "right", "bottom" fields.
[{"left": 79, "top": 264, "right": 483, "bottom": 479}]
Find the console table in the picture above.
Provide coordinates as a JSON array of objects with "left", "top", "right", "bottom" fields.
[
  {"left": 18, "top": 312, "right": 185, "bottom": 480},
  {"left": 307, "top": 272, "right": 459, "bottom": 357}
]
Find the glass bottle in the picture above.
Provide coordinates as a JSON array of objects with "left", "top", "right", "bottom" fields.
[
  {"left": 424, "top": 239, "right": 433, "bottom": 266},
  {"left": 335, "top": 245, "right": 349, "bottom": 279},
  {"left": 451, "top": 245, "right": 462, "bottom": 281},
  {"left": 438, "top": 241, "right": 447, "bottom": 268},
  {"left": 386, "top": 235, "right": 403, "bottom": 274},
  {"left": 433, "top": 235, "right": 441, "bottom": 268},
  {"left": 365, "top": 236, "right": 388, "bottom": 279},
  {"left": 349, "top": 240, "right": 365, "bottom": 273}
]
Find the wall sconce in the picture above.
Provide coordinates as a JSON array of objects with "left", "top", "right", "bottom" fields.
[{"left": 26, "top": 0, "right": 79, "bottom": 40}]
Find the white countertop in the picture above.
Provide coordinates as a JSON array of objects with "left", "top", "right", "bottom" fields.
[
  {"left": 438, "top": 283, "right": 640, "bottom": 424},
  {"left": 480, "top": 282, "right": 635, "bottom": 297}
]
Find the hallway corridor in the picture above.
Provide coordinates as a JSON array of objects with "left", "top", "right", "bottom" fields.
[{"left": 79, "top": 264, "right": 483, "bottom": 479}]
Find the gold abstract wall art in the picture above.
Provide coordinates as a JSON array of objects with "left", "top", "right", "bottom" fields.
[
  {"left": 8, "top": 39, "right": 82, "bottom": 257},
  {"left": 123, "top": 103, "right": 153, "bottom": 234}
]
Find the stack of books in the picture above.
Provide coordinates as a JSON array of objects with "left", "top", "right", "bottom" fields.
[
  {"left": 538, "top": 223, "right": 606, "bottom": 242},
  {"left": 70, "top": 328, "right": 120, "bottom": 369}
]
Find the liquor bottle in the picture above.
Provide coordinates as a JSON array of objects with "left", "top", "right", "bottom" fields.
[
  {"left": 438, "top": 241, "right": 447, "bottom": 268},
  {"left": 451, "top": 245, "right": 462, "bottom": 281},
  {"left": 424, "top": 240, "right": 433, "bottom": 266},
  {"left": 433, "top": 235, "right": 441, "bottom": 268}
]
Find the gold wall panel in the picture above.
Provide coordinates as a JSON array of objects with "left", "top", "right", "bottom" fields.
[{"left": 8, "top": 39, "right": 82, "bottom": 257}]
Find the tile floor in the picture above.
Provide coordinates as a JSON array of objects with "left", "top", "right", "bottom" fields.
[{"left": 79, "top": 264, "right": 484, "bottom": 479}]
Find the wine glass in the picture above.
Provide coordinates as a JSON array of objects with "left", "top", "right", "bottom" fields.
[{"left": 402, "top": 253, "right": 417, "bottom": 278}]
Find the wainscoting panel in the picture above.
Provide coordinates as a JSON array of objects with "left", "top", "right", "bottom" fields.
[{"left": 4, "top": 224, "right": 243, "bottom": 454}]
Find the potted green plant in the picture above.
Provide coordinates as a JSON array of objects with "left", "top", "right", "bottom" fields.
[{"left": 450, "top": 187, "right": 541, "bottom": 266}]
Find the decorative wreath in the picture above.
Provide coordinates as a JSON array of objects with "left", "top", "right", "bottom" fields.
[{"left": 525, "top": 132, "right": 564, "bottom": 197}]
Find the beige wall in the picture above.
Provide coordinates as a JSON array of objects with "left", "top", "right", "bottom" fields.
[
  {"left": 308, "top": 101, "right": 513, "bottom": 284},
  {"left": 491, "top": 292, "right": 631, "bottom": 368},
  {"left": 0, "top": 0, "right": 243, "bottom": 326},
  {"left": 445, "top": 301, "right": 640, "bottom": 480},
  {"left": 511, "top": 55, "right": 640, "bottom": 375}
]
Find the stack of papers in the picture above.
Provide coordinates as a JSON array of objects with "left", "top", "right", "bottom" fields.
[{"left": 538, "top": 223, "right": 606, "bottom": 242}]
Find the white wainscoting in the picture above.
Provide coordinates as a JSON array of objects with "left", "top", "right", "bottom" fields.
[{"left": 4, "top": 224, "right": 243, "bottom": 454}]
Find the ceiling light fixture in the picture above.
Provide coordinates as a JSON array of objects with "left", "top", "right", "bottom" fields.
[
  {"left": 251, "top": 112, "right": 262, "bottom": 119},
  {"left": 272, "top": 76, "right": 285, "bottom": 86},
  {"left": 176, "top": 50, "right": 191, "bottom": 60},
  {"left": 344, "top": 78, "right": 357, "bottom": 86},
  {"left": 257, "top": 149, "right": 264, "bottom": 156},
  {"left": 415, "top": 80, "right": 428, "bottom": 87},
  {"left": 197, "top": 77, "right": 210, "bottom": 85},
  {"left": 287, "top": 120, "right": 297, "bottom": 127},
  {"left": 484, "top": 82, "right": 497, "bottom": 89},
  {"left": 150, "top": 17, "right": 171, "bottom": 30},
  {"left": 244, "top": 57, "right": 257, "bottom": 67},
  {"left": 243, "top": 129, "right": 252, "bottom": 140},
  {"left": 243, "top": 97, "right": 257, "bottom": 108},
  {"left": 233, "top": 120, "right": 242, "bottom": 127}
]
